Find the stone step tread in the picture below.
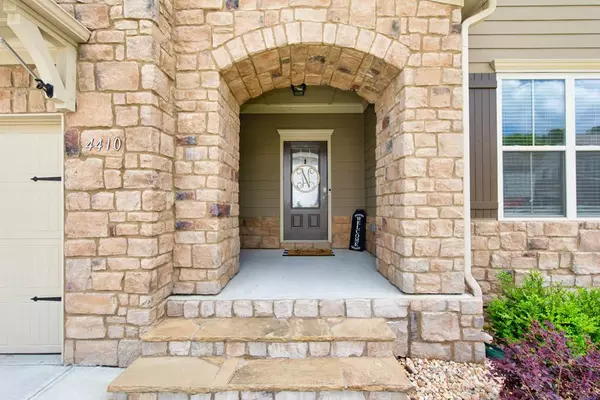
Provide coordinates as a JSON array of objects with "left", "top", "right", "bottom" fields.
[
  {"left": 107, "top": 357, "right": 414, "bottom": 394},
  {"left": 141, "top": 318, "right": 396, "bottom": 343}
]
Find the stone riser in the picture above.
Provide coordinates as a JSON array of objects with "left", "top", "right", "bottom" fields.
[
  {"left": 142, "top": 340, "right": 394, "bottom": 358},
  {"left": 165, "top": 297, "right": 487, "bottom": 364},
  {"left": 111, "top": 390, "right": 409, "bottom": 400},
  {"left": 167, "top": 298, "right": 409, "bottom": 320}
]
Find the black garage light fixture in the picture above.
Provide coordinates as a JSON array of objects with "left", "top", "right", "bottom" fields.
[
  {"left": 0, "top": 35, "right": 54, "bottom": 98},
  {"left": 291, "top": 83, "right": 307, "bottom": 96}
]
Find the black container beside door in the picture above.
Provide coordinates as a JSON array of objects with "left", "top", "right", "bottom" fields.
[{"left": 349, "top": 209, "right": 366, "bottom": 251}]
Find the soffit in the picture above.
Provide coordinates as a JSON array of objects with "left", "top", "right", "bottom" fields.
[{"left": 241, "top": 86, "right": 368, "bottom": 115}]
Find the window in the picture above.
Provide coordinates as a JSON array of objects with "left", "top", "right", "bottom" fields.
[{"left": 499, "top": 77, "right": 600, "bottom": 219}]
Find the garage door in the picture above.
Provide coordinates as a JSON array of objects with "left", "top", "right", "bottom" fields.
[{"left": 0, "top": 116, "right": 62, "bottom": 353}]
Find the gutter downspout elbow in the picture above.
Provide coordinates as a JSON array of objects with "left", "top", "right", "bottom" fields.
[{"left": 462, "top": 0, "right": 497, "bottom": 298}]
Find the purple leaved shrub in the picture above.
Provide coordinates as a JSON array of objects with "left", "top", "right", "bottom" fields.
[{"left": 490, "top": 321, "right": 600, "bottom": 400}]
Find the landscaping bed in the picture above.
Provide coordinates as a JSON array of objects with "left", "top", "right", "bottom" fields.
[
  {"left": 403, "top": 357, "right": 502, "bottom": 400},
  {"left": 406, "top": 272, "right": 600, "bottom": 399}
]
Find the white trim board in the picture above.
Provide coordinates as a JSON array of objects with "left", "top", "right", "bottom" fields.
[
  {"left": 278, "top": 129, "right": 334, "bottom": 244},
  {"left": 493, "top": 59, "right": 600, "bottom": 73},
  {"left": 10, "top": 0, "right": 90, "bottom": 45},
  {"left": 0, "top": 113, "right": 61, "bottom": 127},
  {"left": 241, "top": 103, "right": 366, "bottom": 115}
]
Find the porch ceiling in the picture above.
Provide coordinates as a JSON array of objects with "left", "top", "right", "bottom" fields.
[{"left": 240, "top": 86, "right": 367, "bottom": 114}]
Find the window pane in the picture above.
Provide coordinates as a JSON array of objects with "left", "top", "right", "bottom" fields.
[
  {"left": 502, "top": 80, "right": 565, "bottom": 146},
  {"left": 502, "top": 80, "right": 533, "bottom": 145},
  {"left": 291, "top": 145, "right": 320, "bottom": 209},
  {"left": 503, "top": 152, "right": 565, "bottom": 217},
  {"left": 576, "top": 80, "right": 600, "bottom": 146},
  {"left": 533, "top": 80, "right": 565, "bottom": 145},
  {"left": 577, "top": 152, "right": 600, "bottom": 216}
]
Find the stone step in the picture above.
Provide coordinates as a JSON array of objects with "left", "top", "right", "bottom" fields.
[
  {"left": 141, "top": 318, "right": 397, "bottom": 358},
  {"left": 108, "top": 356, "right": 414, "bottom": 399}
]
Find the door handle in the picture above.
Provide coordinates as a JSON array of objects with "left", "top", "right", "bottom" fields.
[
  {"left": 31, "top": 296, "right": 61, "bottom": 302},
  {"left": 31, "top": 176, "right": 61, "bottom": 182}
]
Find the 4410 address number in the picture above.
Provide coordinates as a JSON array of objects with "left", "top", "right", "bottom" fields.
[{"left": 85, "top": 138, "right": 123, "bottom": 152}]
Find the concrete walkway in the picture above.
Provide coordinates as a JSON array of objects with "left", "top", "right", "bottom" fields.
[{"left": 0, "top": 355, "right": 122, "bottom": 400}]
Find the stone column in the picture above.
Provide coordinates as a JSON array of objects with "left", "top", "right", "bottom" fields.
[
  {"left": 62, "top": 0, "right": 175, "bottom": 366},
  {"left": 172, "top": 1, "right": 241, "bottom": 294},
  {"left": 374, "top": 1, "right": 465, "bottom": 294}
]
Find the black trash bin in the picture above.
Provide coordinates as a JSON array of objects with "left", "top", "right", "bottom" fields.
[{"left": 349, "top": 209, "right": 367, "bottom": 251}]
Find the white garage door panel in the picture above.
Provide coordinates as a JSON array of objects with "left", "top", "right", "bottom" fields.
[
  {"left": 0, "top": 133, "right": 61, "bottom": 239},
  {"left": 0, "top": 243, "right": 61, "bottom": 289},
  {"left": 0, "top": 122, "right": 62, "bottom": 354},
  {"left": 0, "top": 301, "right": 61, "bottom": 353},
  {"left": 0, "top": 187, "right": 61, "bottom": 238}
]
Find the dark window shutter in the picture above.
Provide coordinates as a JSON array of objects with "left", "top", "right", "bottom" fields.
[{"left": 469, "top": 73, "right": 498, "bottom": 219}]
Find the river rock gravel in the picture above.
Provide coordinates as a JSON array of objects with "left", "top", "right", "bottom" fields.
[{"left": 402, "top": 357, "right": 503, "bottom": 400}]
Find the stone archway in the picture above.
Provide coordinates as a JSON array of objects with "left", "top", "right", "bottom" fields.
[
  {"left": 172, "top": 2, "right": 467, "bottom": 297},
  {"left": 211, "top": 23, "right": 411, "bottom": 104}
]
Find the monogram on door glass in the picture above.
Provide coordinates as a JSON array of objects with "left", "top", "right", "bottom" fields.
[{"left": 291, "top": 144, "right": 321, "bottom": 209}]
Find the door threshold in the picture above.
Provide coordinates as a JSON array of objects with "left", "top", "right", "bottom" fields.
[{"left": 281, "top": 240, "right": 330, "bottom": 243}]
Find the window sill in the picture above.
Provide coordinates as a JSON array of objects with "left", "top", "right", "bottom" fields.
[{"left": 498, "top": 217, "right": 600, "bottom": 222}]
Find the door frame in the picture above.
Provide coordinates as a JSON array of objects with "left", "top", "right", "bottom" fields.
[
  {"left": 0, "top": 113, "right": 64, "bottom": 357},
  {"left": 278, "top": 129, "right": 334, "bottom": 244}
]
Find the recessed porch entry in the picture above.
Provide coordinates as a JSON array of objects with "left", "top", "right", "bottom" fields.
[
  {"left": 239, "top": 86, "right": 376, "bottom": 249},
  {"left": 190, "top": 250, "right": 403, "bottom": 300}
]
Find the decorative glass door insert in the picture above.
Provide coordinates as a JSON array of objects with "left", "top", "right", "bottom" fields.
[{"left": 283, "top": 141, "right": 328, "bottom": 241}]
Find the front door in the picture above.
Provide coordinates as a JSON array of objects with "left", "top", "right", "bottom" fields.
[{"left": 283, "top": 141, "right": 328, "bottom": 241}]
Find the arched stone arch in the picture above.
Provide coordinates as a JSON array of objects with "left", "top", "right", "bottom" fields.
[
  {"left": 172, "top": 0, "right": 468, "bottom": 297},
  {"left": 210, "top": 23, "right": 410, "bottom": 104}
]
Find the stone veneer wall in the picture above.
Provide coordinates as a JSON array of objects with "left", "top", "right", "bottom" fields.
[
  {"left": 364, "top": 103, "right": 377, "bottom": 257},
  {"left": 166, "top": 296, "right": 486, "bottom": 363},
  {"left": 472, "top": 220, "right": 600, "bottom": 301},
  {"left": 171, "top": 74, "right": 241, "bottom": 296},
  {"left": 371, "top": 4, "right": 465, "bottom": 294},
  {"left": 0, "top": 66, "right": 55, "bottom": 112},
  {"left": 240, "top": 216, "right": 280, "bottom": 248},
  {"left": 0, "top": 0, "right": 179, "bottom": 366},
  {"left": 1, "top": 0, "right": 469, "bottom": 366},
  {"left": 366, "top": 216, "right": 378, "bottom": 255},
  {"left": 60, "top": 0, "right": 177, "bottom": 366},
  {"left": 168, "top": 0, "right": 468, "bottom": 295},
  {"left": 239, "top": 216, "right": 352, "bottom": 249}
]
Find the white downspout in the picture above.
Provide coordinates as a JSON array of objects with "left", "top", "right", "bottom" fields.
[{"left": 462, "top": 0, "right": 497, "bottom": 298}]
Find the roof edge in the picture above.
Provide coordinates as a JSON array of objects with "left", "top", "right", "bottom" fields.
[{"left": 18, "top": 0, "right": 90, "bottom": 43}]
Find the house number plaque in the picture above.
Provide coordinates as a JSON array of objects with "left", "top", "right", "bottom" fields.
[{"left": 292, "top": 165, "right": 320, "bottom": 193}]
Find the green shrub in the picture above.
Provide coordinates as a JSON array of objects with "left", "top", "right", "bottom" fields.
[{"left": 487, "top": 271, "right": 600, "bottom": 354}]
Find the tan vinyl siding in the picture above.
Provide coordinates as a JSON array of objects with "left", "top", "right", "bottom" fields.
[
  {"left": 239, "top": 113, "right": 365, "bottom": 218},
  {"left": 469, "top": 0, "right": 600, "bottom": 73}
]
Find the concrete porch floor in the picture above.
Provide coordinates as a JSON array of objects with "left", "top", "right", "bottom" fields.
[{"left": 193, "top": 249, "right": 404, "bottom": 300}]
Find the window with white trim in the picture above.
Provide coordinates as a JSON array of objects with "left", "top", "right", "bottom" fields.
[{"left": 499, "top": 76, "right": 600, "bottom": 219}]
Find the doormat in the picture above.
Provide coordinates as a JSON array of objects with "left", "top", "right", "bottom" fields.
[{"left": 283, "top": 249, "right": 334, "bottom": 256}]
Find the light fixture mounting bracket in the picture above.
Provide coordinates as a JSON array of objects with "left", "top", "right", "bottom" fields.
[{"left": 291, "top": 83, "right": 307, "bottom": 96}]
